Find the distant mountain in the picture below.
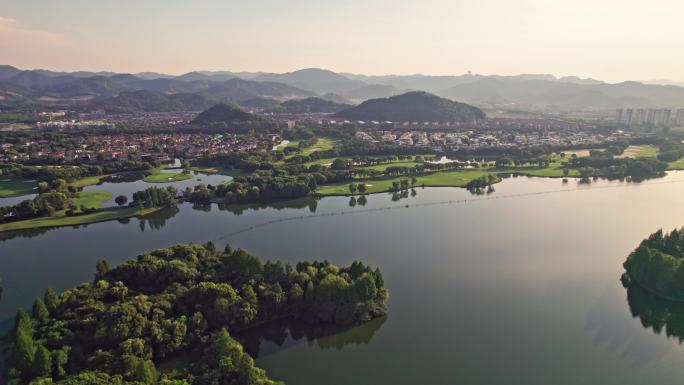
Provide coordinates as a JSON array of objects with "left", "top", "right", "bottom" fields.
[
  {"left": 135, "top": 72, "right": 174, "bottom": 80},
  {"left": 2, "top": 65, "right": 684, "bottom": 112},
  {"left": 89, "top": 90, "right": 215, "bottom": 113},
  {"left": 255, "top": 68, "right": 367, "bottom": 94},
  {"left": 336, "top": 91, "right": 485, "bottom": 122},
  {"left": 342, "top": 84, "right": 400, "bottom": 101},
  {"left": 201, "top": 78, "right": 313, "bottom": 103},
  {"left": 644, "top": 79, "right": 684, "bottom": 88},
  {"left": 345, "top": 73, "right": 608, "bottom": 94},
  {"left": 438, "top": 78, "right": 684, "bottom": 109},
  {"left": 0, "top": 80, "right": 31, "bottom": 103},
  {"left": 558, "top": 76, "right": 603, "bottom": 85},
  {"left": 239, "top": 97, "right": 283, "bottom": 110},
  {"left": 175, "top": 71, "right": 235, "bottom": 82},
  {"left": 191, "top": 103, "right": 264, "bottom": 124},
  {"left": 0, "top": 68, "right": 312, "bottom": 109},
  {"left": 319, "top": 93, "right": 353, "bottom": 105},
  {"left": 280, "top": 97, "right": 351, "bottom": 114},
  {"left": 344, "top": 73, "right": 482, "bottom": 93},
  {"left": 0, "top": 65, "right": 22, "bottom": 80}
]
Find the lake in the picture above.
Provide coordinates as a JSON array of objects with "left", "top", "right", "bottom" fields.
[{"left": 3, "top": 172, "right": 684, "bottom": 384}]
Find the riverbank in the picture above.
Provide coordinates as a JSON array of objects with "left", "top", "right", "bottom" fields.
[{"left": 0, "top": 205, "right": 161, "bottom": 232}]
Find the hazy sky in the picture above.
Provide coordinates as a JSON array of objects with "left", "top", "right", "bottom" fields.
[{"left": 2, "top": 0, "right": 683, "bottom": 82}]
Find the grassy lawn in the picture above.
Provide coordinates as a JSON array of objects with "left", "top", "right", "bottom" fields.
[
  {"left": 616, "top": 145, "right": 659, "bottom": 159},
  {"left": 0, "top": 206, "right": 160, "bottom": 232},
  {"left": 360, "top": 161, "right": 422, "bottom": 172},
  {"left": 635, "top": 145, "right": 659, "bottom": 158},
  {"left": 317, "top": 154, "right": 578, "bottom": 196},
  {"left": 317, "top": 169, "right": 495, "bottom": 195},
  {"left": 188, "top": 166, "right": 249, "bottom": 178},
  {"left": 144, "top": 169, "right": 193, "bottom": 183},
  {"left": 0, "top": 178, "right": 38, "bottom": 197},
  {"left": 70, "top": 175, "right": 105, "bottom": 188},
  {"left": 71, "top": 190, "right": 112, "bottom": 209},
  {"left": 668, "top": 157, "right": 684, "bottom": 170},
  {"left": 300, "top": 137, "right": 340, "bottom": 156}
]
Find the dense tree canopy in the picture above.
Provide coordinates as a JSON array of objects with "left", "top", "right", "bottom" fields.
[
  {"left": 623, "top": 227, "right": 684, "bottom": 299},
  {"left": 4, "top": 243, "right": 388, "bottom": 385}
]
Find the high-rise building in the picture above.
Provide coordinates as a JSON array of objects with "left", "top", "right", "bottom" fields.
[
  {"left": 676, "top": 109, "right": 684, "bottom": 125},
  {"left": 654, "top": 109, "right": 664, "bottom": 126},
  {"left": 624, "top": 109, "right": 634, "bottom": 126},
  {"left": 662, "top": 109, "right": 672, "bottom": 126},
  {"left": 635, "top": 109, "right": 646, "bottom": 125},
  {"left": 616, "top": 109, "right": 624, "bottom": 125}
]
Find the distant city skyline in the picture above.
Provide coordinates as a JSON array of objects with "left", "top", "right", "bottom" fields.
[{"left": 2, "top": 0, "right": 684, "bottom": 83}]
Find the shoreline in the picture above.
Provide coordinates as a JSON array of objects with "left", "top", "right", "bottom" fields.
[{"left": 0, "top": 206, "right": 162, "bottom": 233}]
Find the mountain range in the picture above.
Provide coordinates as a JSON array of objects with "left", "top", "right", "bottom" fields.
[{"left": 1, "top": 65, "right": 684, "bottom": 112}]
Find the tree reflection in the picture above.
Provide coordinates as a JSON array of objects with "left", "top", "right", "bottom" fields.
[
  {"left": 138, "top": 206, "right": 180, "bottom": 232},
  {"left": 240, "top": 316, "right": 387, "bottom": 358},
  {"left": 216, "top": 197, "right": 318, "bottom": 215},
  {"left": 625, "top": 281, "right": 684, "bottom": 343}
]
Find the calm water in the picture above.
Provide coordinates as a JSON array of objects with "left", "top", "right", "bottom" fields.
[{"left": 3, "top": 173, "right": 684, "bottom": 384}]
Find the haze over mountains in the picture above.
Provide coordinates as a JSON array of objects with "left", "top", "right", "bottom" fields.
[{"left": 1, "top": 65, "right": 684, "bottom": 112}]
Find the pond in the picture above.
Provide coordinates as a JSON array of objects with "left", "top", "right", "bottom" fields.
[{"left": 3, "top": 172, "right": 684, "bottom": 384}]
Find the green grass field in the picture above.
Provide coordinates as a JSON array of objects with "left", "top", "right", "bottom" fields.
[
  {"left": 188, "top": 166, "right": 249, "bottom": 178},
  {"left": 70, "top": 175, "right": 105, "bottom": 188},
  {"left": 300, "top": 137, "right": 340, "bottom": 156},
  {"left": 317, "top": 153, "right": 578, "bottom": 196},
  {"left": 613, "top": 144, "right": 659, "bottom": 159},
  {"left": 143, "top": 169, "right": 193, "bottom": 183},
  {"left": 668, "top": 158, "right": 684, "bottom": 170},
  {"left": 0, "top": 206, "right": 160, "bottom": 232},
  {"left": 71, "top": 191, "right": 112, "bottom": 209},
  {"left": 317, "top": 169, "right": 496, "bottom": 195},
  {"left": 0, "top": 178, "right": 38, "bottom": 197}
]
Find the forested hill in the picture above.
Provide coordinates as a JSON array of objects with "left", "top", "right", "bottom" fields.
[
  {"left": 4, "top": 243, "right": 388, "bottom": 384},
  {"left": 335, "top": 91, "right": 485, "bottom": 122},
  {"left": 191, "top": 103, "right": 264, "bottom": 124}
]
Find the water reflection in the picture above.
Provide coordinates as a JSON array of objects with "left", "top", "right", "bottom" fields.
[
  {"left": 625, "top": 282, "right": 684, "bottom": 343},
  {"left": 138, "top": 207, "right": 180, "bottom": 231},
  {"left": 216, "top": 197, "right": 319, "bottom": 215},
  {"left": 241, "top": 316, "right": 387, "bottom": 359}
]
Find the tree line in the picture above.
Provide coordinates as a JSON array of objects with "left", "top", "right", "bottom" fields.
[
  {"left": 4, "top": 242, "right": 388, "bottom": 384},
  {"left": 0, "top": 161, "right": 152, "bottom": 183}
]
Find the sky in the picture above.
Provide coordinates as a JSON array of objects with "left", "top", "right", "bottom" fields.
[{"left": 1, "top": 0, "right": 683, "bottom": 83}]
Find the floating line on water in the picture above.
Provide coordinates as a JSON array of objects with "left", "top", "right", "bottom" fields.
[{"left": 211, "top": 178, "right": 684, "bottom": 241}]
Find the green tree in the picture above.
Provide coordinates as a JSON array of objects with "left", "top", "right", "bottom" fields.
[
  {"left": 44, "top": 288, "right": 58, "bottom": 314},
  {"left": 32, "top": 344, "right": 52, "bottom": 378},
  {"left": 32, "top": 298, "right": 49, "bottom": 322},
  {"left": 115, "top": 195, "right": 128, "bottom": 206},
  {"left": 95, "top": 260, "right": 111, "bottom": 280},
  {"left": 11, "top": 309, "right": 35, "bottom": 380},
  {"left": 348, "top": 183, "right": 357, "bottom": 194},
  {"left": 132, "top": 360, "right": 157, "bottom": 384}
]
